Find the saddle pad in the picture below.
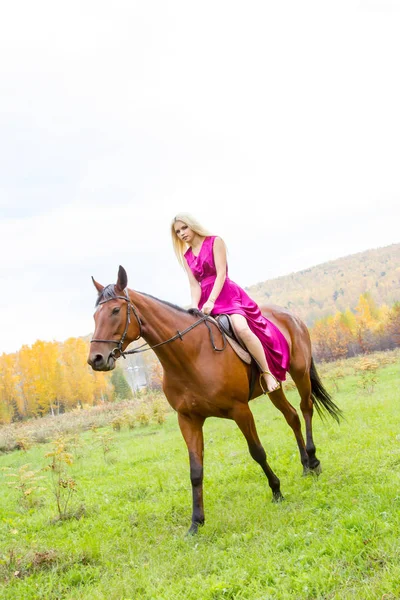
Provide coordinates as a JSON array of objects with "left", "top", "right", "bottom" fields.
[{"left": 208, "top": 316, "right": 252, "bottom": 365}]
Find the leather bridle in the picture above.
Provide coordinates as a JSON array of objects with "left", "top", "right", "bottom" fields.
[
  {"left": 90, "top": 291, "right": 142, "bottom": 360},
  {"left": 90, "top": 291, "right": 226, "bottom": 362}
]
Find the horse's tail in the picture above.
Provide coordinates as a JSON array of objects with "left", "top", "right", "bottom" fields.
[{"left": 310, "top": 357, "right": 343, "bottom": 423}]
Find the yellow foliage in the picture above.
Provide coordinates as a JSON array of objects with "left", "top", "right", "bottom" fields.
[{"left": 0, "top": 337, "right": 112, "bottom": 421}]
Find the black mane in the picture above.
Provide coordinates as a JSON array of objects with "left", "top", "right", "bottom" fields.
[
  {"left": 95, "top": 285, "right": 189, "bottom": 315},
  {"left": 140, "top": 292, "right": 189, "bottom": 314}
]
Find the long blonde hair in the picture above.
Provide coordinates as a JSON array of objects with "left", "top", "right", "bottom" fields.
[{"left": 171, "top": 213, "right": 212, "bottom": 268}]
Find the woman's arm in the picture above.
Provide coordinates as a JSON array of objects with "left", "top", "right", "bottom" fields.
[
  {"left": 183, "top": 260, "right": 202, "bottom": 309},
  {"left": 202, "top": 237, "right": 227, "bottom": 314}
]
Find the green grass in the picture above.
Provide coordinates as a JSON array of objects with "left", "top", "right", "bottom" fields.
[{"left": 1, "top": 360, "right": 400, "bottom": 599}]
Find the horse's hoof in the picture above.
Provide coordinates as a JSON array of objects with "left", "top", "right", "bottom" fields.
[
  {"left": 186, "top": 522, "right": 203, "bottom": 536},
  {"left": 272, "top": 492, "right": 285, "bottom": 503},
  {"left": 310, "top": 463, "right": 322, "bottom": 476},
  {"left": 303, "top": 461, "right": 322, "bottom": 476}
]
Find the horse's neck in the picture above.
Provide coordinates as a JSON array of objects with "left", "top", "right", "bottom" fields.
[{"left": 129, "top": 290, "right": 195, "bottom": 360}]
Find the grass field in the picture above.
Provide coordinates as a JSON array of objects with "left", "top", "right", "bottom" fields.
[{"left": 1, "top": 356, "right": 399, "bottom": 599}]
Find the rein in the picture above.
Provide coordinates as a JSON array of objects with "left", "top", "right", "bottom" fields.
[{"left": 90, "top": 292, "right": 226, "bottom": 361}]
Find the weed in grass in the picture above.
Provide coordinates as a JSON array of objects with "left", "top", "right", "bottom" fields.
[
  {"left": 3, "top": 463, "right": 46, "bottom": 509},
  {"left": 44, "top": 437, "right": 78, "bottom": 520},
  {"left": 66, "top": 433, "right": 85, "bottom": 460},
  {"left": 124, "top": 411, "right": 136, "bottom": 430},
  {"left": 93, "top": 428, "right": 116, "bottom": 462},
  {"left": 0, "top": 548, "right": 25, "bottom": 582},
  {"left": 327, "top": 363, "right": 347, "bottom": 392},
  {"left": 0, "top": 548, "right": 60, "bottom": 582},
  {"left": 111, "top": 416, "right": 124, "bottom": 431},
  {"left": 135, "top": 404, "right": 151, "bottom": 426},
  {"left": 14, "top": 435, "right": 32, "bottom": 452},
  {"left": 152, "top": 398, "right": 167, "bottom": 424},
  {"left": 356, "top": 357, "right": 379, "bottom": 394}
]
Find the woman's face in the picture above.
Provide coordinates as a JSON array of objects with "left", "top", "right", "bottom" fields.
[{"left": 174, "top": 220, "right": 194, "bottom": 244}]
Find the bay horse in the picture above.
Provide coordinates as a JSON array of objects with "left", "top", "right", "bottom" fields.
[{"left": 88, "top": 266, "right": 341, "bottom": 534}]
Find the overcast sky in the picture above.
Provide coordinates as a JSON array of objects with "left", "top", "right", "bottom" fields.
[{"left": 1, "top": 0, "right": 399, "bottom": 354}]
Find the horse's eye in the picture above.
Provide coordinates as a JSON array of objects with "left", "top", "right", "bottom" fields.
[{"left": 112, "top": 307, "right": 120, "bottom": 315}]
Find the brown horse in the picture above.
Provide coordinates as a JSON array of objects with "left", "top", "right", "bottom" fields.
[{"left": 88, "top": 266, "right": 341, "bottom": 534}]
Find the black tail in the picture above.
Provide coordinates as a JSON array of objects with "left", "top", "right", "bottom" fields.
[{"left": 310, "top": 357, "right": 343, "bottom": 424}]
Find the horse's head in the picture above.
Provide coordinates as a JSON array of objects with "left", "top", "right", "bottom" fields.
[{"left": 87, "top": 266, "right": 142, "bottom": 371}]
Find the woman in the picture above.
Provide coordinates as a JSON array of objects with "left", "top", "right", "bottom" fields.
[{"left": 171, "top": 213, "right": 290, "bottom": 393}]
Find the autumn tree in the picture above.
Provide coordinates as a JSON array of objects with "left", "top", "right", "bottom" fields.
[
  {"left": 0, "top": 353, "right": 20, "bottom": 423},
  {"left": 388, "top": 302, "right": 400, "bottom": 347},
  {"left": 17, "top": 344, "right": 40, "bottom": 417},
  {"left": 61, "top": 338, "right": 97, "bottom": 408},
  {"left": 357, "top": 292, "right": 382, "bottom": 349},
  {"left": 30, "top": 341, "right": 62, "bottom": 416}
]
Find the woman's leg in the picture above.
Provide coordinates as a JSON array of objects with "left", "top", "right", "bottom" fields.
[{"left": 230, "top": 314, "right": 280, "bottom": 393}]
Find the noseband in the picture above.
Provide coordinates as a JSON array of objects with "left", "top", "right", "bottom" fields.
[{"left": 90, "top": 291, "right": 142, "bottom": 360}]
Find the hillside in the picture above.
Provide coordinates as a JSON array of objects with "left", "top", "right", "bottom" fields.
[{"left": 246, "top": 243, "right": 400, "bottom": 326}]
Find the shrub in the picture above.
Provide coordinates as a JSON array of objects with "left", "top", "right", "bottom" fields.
[
  {"left": 135, "top": 405, "right": 151, "bottom": 426},
  {"left": 151, "top": 398, "right": 168, "bottom": 424},
  {"left": 93, "top": 429, "right": 115, "bottom": 462},
  {"left": 44, "top": 437, "right": 78, "bottom": 520},
  {"left": 355, "top": 357, "right": 379, "bottom": 394},
  {"left": 3, "top": 463, "right": 46, "bottom": 509}
]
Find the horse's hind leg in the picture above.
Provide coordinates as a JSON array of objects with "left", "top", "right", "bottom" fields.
[
  {"left": 232, "top": 403, "right": 283, "bottom": 502},
  {"left": 268, "top": 387, "right": 311, "bottom": 473},
  {"left": 291, "top": 371, "right": 321, "bottom": 474},
  {"left": 178, "top": 413, "right": 206, "bottom": 535}
]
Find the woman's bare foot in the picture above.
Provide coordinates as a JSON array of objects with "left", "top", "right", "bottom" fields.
[{"left": 260, "top": 371, "right": 281, "bottom": 394}]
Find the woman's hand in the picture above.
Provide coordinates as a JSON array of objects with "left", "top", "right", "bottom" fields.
[
  {"left": 202, "top": 300, "right": 215, "bottom": 315},
  {"left": 188, "top": 307, "right": 202, "bottom": 317}
]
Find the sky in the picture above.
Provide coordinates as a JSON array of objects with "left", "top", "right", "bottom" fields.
[{"left": 1, "top": 0, "right": 399, "bottom": 354}]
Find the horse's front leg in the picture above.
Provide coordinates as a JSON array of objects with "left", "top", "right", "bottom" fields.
[{"left": 178, "top": 412, "right": 206, "bottom": 535}]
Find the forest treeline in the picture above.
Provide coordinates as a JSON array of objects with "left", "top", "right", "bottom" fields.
[
  {"left": 310, "top": 294, "right": 400, "bottom": 361},
  {"left": 247, "top": 243, "right": 400, "bottom": 326},
  {"left": 0, "top": 338, "right": 110, "bottom": 424},
  {"left": 0, "top": 337, "right": 163, "bottom": 424}
]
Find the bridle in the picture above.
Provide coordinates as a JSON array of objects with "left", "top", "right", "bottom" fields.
[
  {"left": 90, "top": 290, "right": 226, "bottom": 361},
  {"left": 90, "top": 291, "right": 143, "bottom": 360}
]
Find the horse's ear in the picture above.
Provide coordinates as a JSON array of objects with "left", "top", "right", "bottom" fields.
[
  {"left": 116, "top": 265, "right": 128, "bottom": 292},
  {"left": 92, "top": 277, "right": 104, "bottom": 294}
]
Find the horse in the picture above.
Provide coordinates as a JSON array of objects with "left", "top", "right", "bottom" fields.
[{"left": 88, "top": 266, "right": 341, "bottom": 534}]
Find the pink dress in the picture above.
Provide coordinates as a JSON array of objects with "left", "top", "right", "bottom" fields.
[{"left": 185, "top": 236, "right": 290, "bottom": 381}]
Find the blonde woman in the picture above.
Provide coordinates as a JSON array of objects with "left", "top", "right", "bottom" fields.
[{"left": 171, "top": 213, "right": 290, "bottom": 393}]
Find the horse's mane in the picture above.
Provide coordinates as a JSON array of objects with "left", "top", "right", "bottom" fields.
[
  {"left": 96, "top": 285, "right": 189, "bottom": 316},
  {"left": 140, "top": 292, "right": 189, "bottom": 315}
]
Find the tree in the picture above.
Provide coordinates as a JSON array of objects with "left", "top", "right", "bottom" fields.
[
  {"left": 0, "top": 353, "right": 19, "bottom": 423},
  {"left": 31, "top": 341, "right": 61, "bottom": 416},
  {"left": 17, "top": 345, "right": 40, "bottom": 417},
  {"left": 388, "top": 302, "right": 400, "bottom": 348},
  {"left": 61, "top": 338, "right": 96, "bottom": 408},
  {"left": 111, "top": 367, "right": 133, "bottom": 400},
  {"left": 355, "top": 294, "right": 378, "bottom": 353}
]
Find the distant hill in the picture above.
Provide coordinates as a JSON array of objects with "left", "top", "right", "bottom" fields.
[{"left": 246, "top": 243, "right": 400, "bottom": 326}]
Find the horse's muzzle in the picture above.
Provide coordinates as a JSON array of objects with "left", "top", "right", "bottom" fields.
[{"left": 87, "top": 352, "right": 116, "bottom": 371}]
